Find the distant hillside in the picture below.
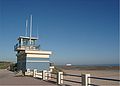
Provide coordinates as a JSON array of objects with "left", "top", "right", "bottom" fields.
[{"left": 0, "top": 61, "right": 12, "bottom": 69}]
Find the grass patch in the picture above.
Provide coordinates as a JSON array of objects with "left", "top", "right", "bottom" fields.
[{"left": 0, "top": 61, "right": 12, "bottom": 69}]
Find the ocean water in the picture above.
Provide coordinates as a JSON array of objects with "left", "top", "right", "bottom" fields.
[{"left": 73, "top": 64, "right": 119, "bottom": 66}]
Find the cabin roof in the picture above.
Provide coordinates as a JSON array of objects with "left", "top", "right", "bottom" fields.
[{"left": 18, "top": 36, "right": 38, "bottom": 40}]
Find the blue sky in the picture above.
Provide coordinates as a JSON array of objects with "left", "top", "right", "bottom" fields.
[{"left": 0, "top": 0, "right": 119, "bottom": 65}]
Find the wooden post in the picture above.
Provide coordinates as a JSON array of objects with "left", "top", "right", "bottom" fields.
[
  {"left": 57, "top": 72, "right": 63, "bottom": 85},
  {"left": 42, "top": 70, "right": 47, "bottom": 80},
  {"left": 81, "top": 74, "right": 90, "bottom": 86},
  {"left": 33, "top": 69, "right": 37, "bottom": 77}
]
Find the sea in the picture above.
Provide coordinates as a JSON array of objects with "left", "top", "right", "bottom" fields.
[{"left": 73, "top": 64, "right": 119, "bottom": 66}]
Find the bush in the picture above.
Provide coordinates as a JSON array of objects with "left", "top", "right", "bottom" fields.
[{"left": 9, "top": 63, "right": 17, "bottom": 71}]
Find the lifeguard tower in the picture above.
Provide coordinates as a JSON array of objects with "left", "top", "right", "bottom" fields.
[{"left": 14, "top": 15, "right": 52, "bottom": 72}]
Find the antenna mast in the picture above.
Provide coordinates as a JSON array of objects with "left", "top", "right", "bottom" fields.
[
  {"left": 30, "top": 14, "right": 32, "bottom": 44},
  {"left": 25, "top": 19, "right": 28, "bottom": 36},
  {"left": 37, "top": 24, "right": 39, "bottom": 39}
]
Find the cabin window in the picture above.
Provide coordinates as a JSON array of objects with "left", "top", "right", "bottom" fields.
[
  {"left": 19, "top": 39, "right": 21, "bottom": 46},
  {"left": 31, "top": 40, "right": 35, "bottom": 45},
  {"left": 23, "top": 39, "right": 28, "bottom": 46}
]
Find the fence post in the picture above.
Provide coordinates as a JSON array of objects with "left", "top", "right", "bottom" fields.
[
  {"left": 81, "top": 74, "right": 90, "bottom": 86},
  {"left": 33, "top": 69, "right": 37, "bottom": 77},
  {"left": 25, "top": 69, "right": 30, "bottom": 75},
  {"left": 49, "top": 66, "right": 54, "bottom": 72},
  {"left": 42, "top": 70, "right": 47, "bottom": 80},
  {"left": 47, "top": 71, "right": 51, "bottom": 80},
  {"left": 27, "top": 69, "right": 30, "bottom": 72},
  {"left": 57, "top": 72, "right": 63, "bottom": 85}
]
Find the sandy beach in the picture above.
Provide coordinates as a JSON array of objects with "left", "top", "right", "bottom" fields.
[{"left": 62, "top": 69, "right": 120, "bottom": 86}]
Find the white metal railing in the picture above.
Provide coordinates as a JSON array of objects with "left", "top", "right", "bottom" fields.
[
  {"left": 25, "top": 69, "right": 120, "bottom": 86},
  {"left": 14, "top": 43, "right": 40, "bottom": 51}
]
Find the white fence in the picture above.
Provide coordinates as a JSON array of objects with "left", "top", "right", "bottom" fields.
[{"left": 25, "top": 69, "right": 120, "bottom": 86}]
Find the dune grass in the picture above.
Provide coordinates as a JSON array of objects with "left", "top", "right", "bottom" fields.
[{"left": 0, "top": 61, "right": 12, "bottom": 69}]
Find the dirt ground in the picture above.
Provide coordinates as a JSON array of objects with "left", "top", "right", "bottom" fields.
[
  {"left": 0, "top": 69, "right": 119, "bottom": 86},
  {"left": 0, "top": 69, "right": 57, "bottom": 86},
  {"left": 62, "top": 69, "right": 120, "bottom": 86}
]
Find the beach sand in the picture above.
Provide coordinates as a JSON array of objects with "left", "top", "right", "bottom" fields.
[{"left": 62, "top": 69, "right": 120, "bottom": 86}]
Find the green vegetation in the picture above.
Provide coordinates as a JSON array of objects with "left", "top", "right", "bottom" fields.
[
  {"left": 0, "top": 61, "right": 12, "bottom": 69},
  {"left": 9, "top": 63, "right": 17, "bottom": 71},
  {"left": 0, "top": 61, "right": 17, "bottom": 71}
]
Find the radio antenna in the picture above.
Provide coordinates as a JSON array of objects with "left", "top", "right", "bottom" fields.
[
  {"left": 30, "top": 14, "right": 32, "bottom": 44},
  {"left": 37, "top": 24, "right": 39, "bottom": 39},
  {"left": 25, "top": 19, "right": 28, "bottom": 36}
]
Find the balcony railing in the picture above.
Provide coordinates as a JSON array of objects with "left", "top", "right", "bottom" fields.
[{"left": 14, "top": 43, "right": 40, "bottom": 51}]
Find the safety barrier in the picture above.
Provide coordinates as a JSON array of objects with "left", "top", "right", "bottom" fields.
[
  {"left": 51, "top": 72, "right": 120, "bottom": 86},
  {"left": 33, "top": 69, "right": 42, "bottom": 78},
  {"left": 26, "top": 69, "right": 120, "bottom": 86}
]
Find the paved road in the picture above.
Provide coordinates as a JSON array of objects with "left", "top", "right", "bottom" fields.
[{"left": 0, "top": 69, "right": 57, "bottom": 85}]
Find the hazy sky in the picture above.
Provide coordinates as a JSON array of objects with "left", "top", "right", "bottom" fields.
[{"left": 0, "top": 0, "right": 119, "bottom": 65}]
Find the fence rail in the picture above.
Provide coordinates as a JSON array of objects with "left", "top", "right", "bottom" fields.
[
  {"left": 56, "top": 73, "right": 119, "bottom": 86},
  {"left": 26, "top": 69, "right": 120, "bottom": 86},
  {"left": 51, "top": 76, "right": 57, "bottom": 79},
  {"left": 89, "top": 76, "right": 120, "bottom": 82},
  {"left": 63, "top": 79, "right": 82, "bottom": 84},
  {"left": 36, "top": 73, "right": 42, "bottom": 76},
  {"left": 63, "top": 73, "right": 82, "bottom": 77}
]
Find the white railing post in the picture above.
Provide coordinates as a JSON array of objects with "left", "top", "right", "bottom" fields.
[
  {"left": 33, "top": 69, "right": 37, "bottom": 77},
  {"left": 49, "top": 66, "right": 54, "bottom": 72},
  {"left": 25, "top": 69, "right": 30, "bottom": 75},
  {"left": 57, "top": 72, "right": 63, "bottom": 85},
  {"left": 81, "top": 74, "right": 90, "bottom": 86},
  {"left": 47, "top": 71, "right": 51, "bottom": 80},
  {"left": 27, "top": 69, "right": 30, "bottom": 73},
  {"left": 42, "top": 70, "right": 47, "bottom": 80}
]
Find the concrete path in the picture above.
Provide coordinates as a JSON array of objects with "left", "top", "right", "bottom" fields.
[{"left": 0, "top": 69, "right": 57, "bottom": 86}]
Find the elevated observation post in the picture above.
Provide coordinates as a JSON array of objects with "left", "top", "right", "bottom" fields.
[
  {"left": 14, "top": 36, "right": 52, "bottom": 73},
  {"left": 14, "top": 36, "right": 40, "bottom": 51}
]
